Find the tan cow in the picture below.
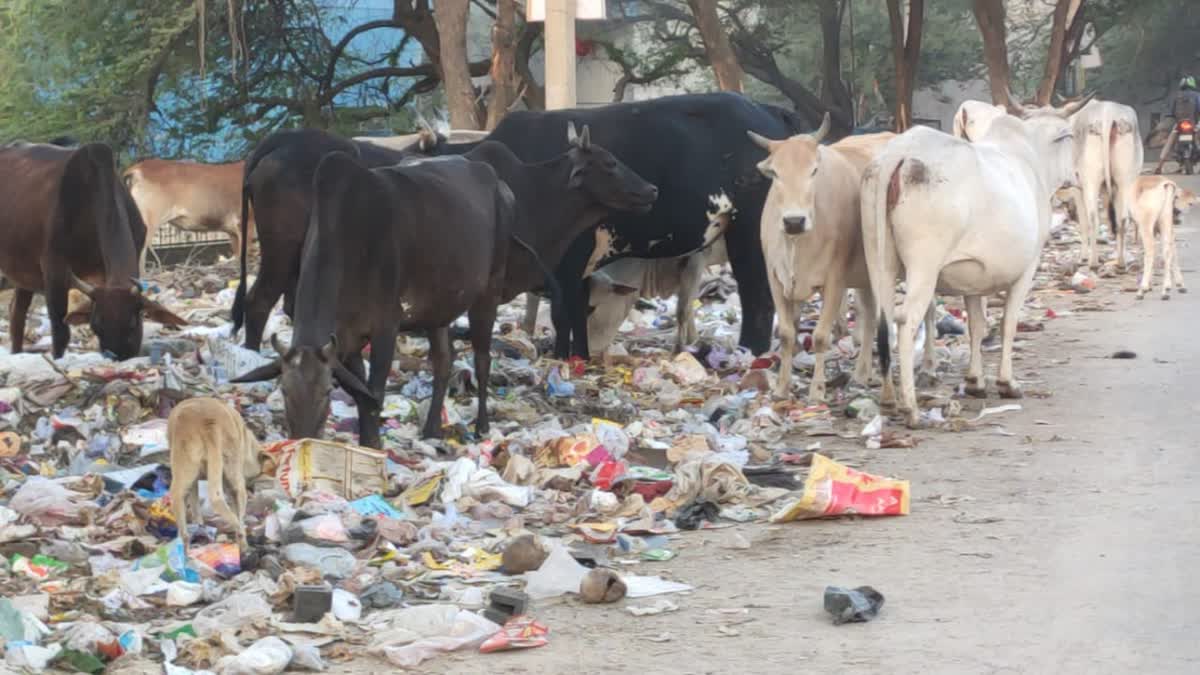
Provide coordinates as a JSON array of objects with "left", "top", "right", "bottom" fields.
[
  {"left": 122, "top": 159, "right": 252, "bottom": 275},
  {"left": 1132, "top": 176, "right": 1197, "bottom": 300},
  {"left": 749, "top": 118, "right": 899, "bottom": 402}
]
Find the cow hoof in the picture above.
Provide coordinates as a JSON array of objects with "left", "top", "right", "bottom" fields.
[
  {"left": 1178, "top": 287, "right": 1188, "bottom": 294},
  {"left": 903, "top": 412, "right": 922, "bottom": 429},
  {"left": 963, "top": 379, "right": 988, "bottom": 398},
  {"left": 997, "top": 381, "right": 1023, "bottom": 399},
  {"left": 1136, "top": 292, "right": 1145, "bottom": 300},
  {"left": 1162, "top": 293, "right": 1171, "bottom": 301}
]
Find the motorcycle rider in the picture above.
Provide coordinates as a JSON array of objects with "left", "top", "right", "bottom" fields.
[{"left": 1153, "top": 76, "right": 1200, "bottom": 174}]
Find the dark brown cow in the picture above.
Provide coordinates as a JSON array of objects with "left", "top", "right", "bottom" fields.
[{"left": 0, "top": 141, "right": 186, "bottom": 359}]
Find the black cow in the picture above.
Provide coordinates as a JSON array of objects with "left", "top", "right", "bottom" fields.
[
  {"left": 0, "top": 141, "right": 186, "bottom": 359},
  {"left": 231, "top": 130, "right": 410, "bottom": 351},
  {"left": 461, "top": 126, "right": 657, "bottom": 317},
  {"left": 418, "top": 92, "right": 805, "bottom": 358},
  {"left": 232, "top": 152, "right": 515, "bottom": 447}
]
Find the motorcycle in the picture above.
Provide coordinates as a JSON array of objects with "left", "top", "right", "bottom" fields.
[{"left": 1176, "top": 118, "right": 1196, "bottom": 174}]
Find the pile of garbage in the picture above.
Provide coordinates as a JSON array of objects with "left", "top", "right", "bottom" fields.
[{"left": 0, "top": 237, "right": 1101, "bottom": 670}]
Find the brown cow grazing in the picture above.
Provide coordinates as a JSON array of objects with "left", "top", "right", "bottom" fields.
[
  {"left": 0, "top": 141, "right": 187, "bottom": 359},
  {"left": 123, "top": 159, "right": 253, "bottom": 275}
]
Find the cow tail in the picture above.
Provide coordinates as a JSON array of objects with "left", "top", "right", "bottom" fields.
[
  {"left": 866, "top": 157, "right": 904, "bottom": 378},
  {"left": 1104, "top": 117, "right": 1117, "bottom": 237},
  {"left": 231, "top": 180, "right": 251, "bottom": 335},
  {"left": 510, "top": 234, "right": 563, "bottom": 322}
]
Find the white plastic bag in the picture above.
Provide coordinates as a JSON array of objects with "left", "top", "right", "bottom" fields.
[
  {"left": 193, "top": 592, "right": 272, "bottom": 637},
  {"left": 9, "top": 477, "right": 88, "bottom": 526},
  {"left": 523, "top": 543, "right": 588, "bottom": 600},
  {"left": 369, "top": 605, "right": 498, "bottom": 668},
  {"left": 215, "top": 636, "right": 292, "bottom": 675},
  {"left": 331, "top": 589, "right": 362, "bottom": 622}
]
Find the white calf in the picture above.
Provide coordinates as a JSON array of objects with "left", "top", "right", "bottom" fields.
[{"left": 585, "top": 239, "right": 728, "bottom": 356}]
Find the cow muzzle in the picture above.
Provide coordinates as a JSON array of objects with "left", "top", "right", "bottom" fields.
[{"left": 782, "top": 214, "right": 810, "bottom": 234}]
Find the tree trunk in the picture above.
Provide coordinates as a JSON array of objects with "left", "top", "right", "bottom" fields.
[
  {"left": 485, "top": 0, "right": 520, "bottom": 129},
  {"left": 433, "top": 0, "right": 480, "bottom": 129},
  {"left": 818, "top": 0, "right": 854, "bottom": 136},
  {"left": 515, "top": 23, "right": 546, "bottom": 110},
  {"left": 1037, "top": 0, "right": 1084, "bottom": 105},
  {"left": 972, "top": 0, "right": 1013, "bottom": 109},
  {"left": 886, "top": 0, "right": 924, "bottom": 132},
  {"left": 686, "top": 0, "right": 744, "bottom": 92}
]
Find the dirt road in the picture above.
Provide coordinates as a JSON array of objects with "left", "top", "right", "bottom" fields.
[{"left": 413, "top": 178, "right": 1200, "bottom": 675}]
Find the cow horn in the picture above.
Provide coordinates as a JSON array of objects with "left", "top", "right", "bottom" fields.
[
  {"left": 1002, "top": 84, "right": 1026, "bottom": 117},
  {"left": 320, "top": 333, "right": 337, "bottom": 362},
  {"left": 811, "top": 112, "right": 832, "bottom": 143},
  {"left": 567, "top": 121, "right": 579, "bottom": 146},
  {"left": 746, "top": 130, "right": 775, "bottom": 151},
  {"left": 579, "top": 124, "right": 592, "bottom": 150},
  {"left": 69, "top": 271, "right": 96, "bottom": 298},
  {"left": 1059, "top": 91, "right": 1097, "bottom": 117}
]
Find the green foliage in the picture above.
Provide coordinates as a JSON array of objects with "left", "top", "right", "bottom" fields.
[{"left": 0, "top": 0, "right": 196, "bottom": 153}]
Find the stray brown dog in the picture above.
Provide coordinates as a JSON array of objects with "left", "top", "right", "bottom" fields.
[{"left": 168, "top": 397, "right": 262, "bottom": 552}]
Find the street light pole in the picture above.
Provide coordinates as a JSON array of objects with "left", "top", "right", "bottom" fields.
[{"left": 544, "top": 0, "right": 577, "bottom": 110}]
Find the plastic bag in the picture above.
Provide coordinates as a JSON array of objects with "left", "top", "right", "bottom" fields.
[
  {"left": 215, "top": 636, "right": 292, "bottom": 675},
  {"left": 9, "top": 477, "right": 88, "bottom": 526},
  {"left": 369, "top": 605, "right": 499, "bottom": 668},
  {"left": 770, "top": 454, "right": 910, "bottom": 522},
  {"left": 291, "top": 514, "right": 351, "bottom": 545},
  {"left": 166, "top": 581, "right": 204, "bottom": 606},
  {"left": 282, "top": 543, "right": 357, "bottom": 579},
  {"left": 522, "top": 544, "right": 588, "bottom": 600},
  {"left": 331, "top": 589, "right": 362, "bottom": 622},
  {"left": 591, "top": 418, "right": 629, "bottom": 458},
  {"left": 464, "top": 469, "right": 533, "bottom": 508},
  {"left": 133, "top": 538, "right": 199, "bottom": 583},
  {"left": 193, "top": 592, "right": 273, "bottom": 637},
  {"left": 191, "top": 543, "right": 242, "bottom": 578},
  {"left": 479, "top": 616, "right": 550, "bottom": 653}
]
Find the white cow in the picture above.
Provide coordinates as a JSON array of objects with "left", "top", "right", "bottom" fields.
[
  {"left": 953, "top": 100, "right": 1007, "bottom": 142},
  {"left": 353, "top": 129, "right": 489, "bottom": 152},
  {"left": 1069, "top": 100, "right": 1144, "bottom": 270},
  {"left": 862, "top": 105, "right": 1083, "bottom": 427},
  {"left": 749, "top": 115, "right": 895, "bottom": 402},
  {"left": 1131, "top": 176, "right": 1197, "bottom": 299},
  {"left": 585, "top": 240, "right": 728, "bottom": 356}
]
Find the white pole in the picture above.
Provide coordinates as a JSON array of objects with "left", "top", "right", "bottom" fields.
[{"left": 544, "top": 0, "right": 577, "bottom": 110}]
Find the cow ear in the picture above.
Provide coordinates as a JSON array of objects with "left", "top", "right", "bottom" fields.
[
  {"left": 568, "top": 166, "right": 584, "bottom": 189},
  {"left": 141, "top": 298, "right": 188, "bottom": 327},
  {"left": 230, "top": 360, "right": 282, "bottom": 383}
]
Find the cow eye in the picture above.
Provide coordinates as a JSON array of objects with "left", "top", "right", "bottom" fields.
[{"left": 811, "top": 165, "right": 819, "bottom": 176}]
